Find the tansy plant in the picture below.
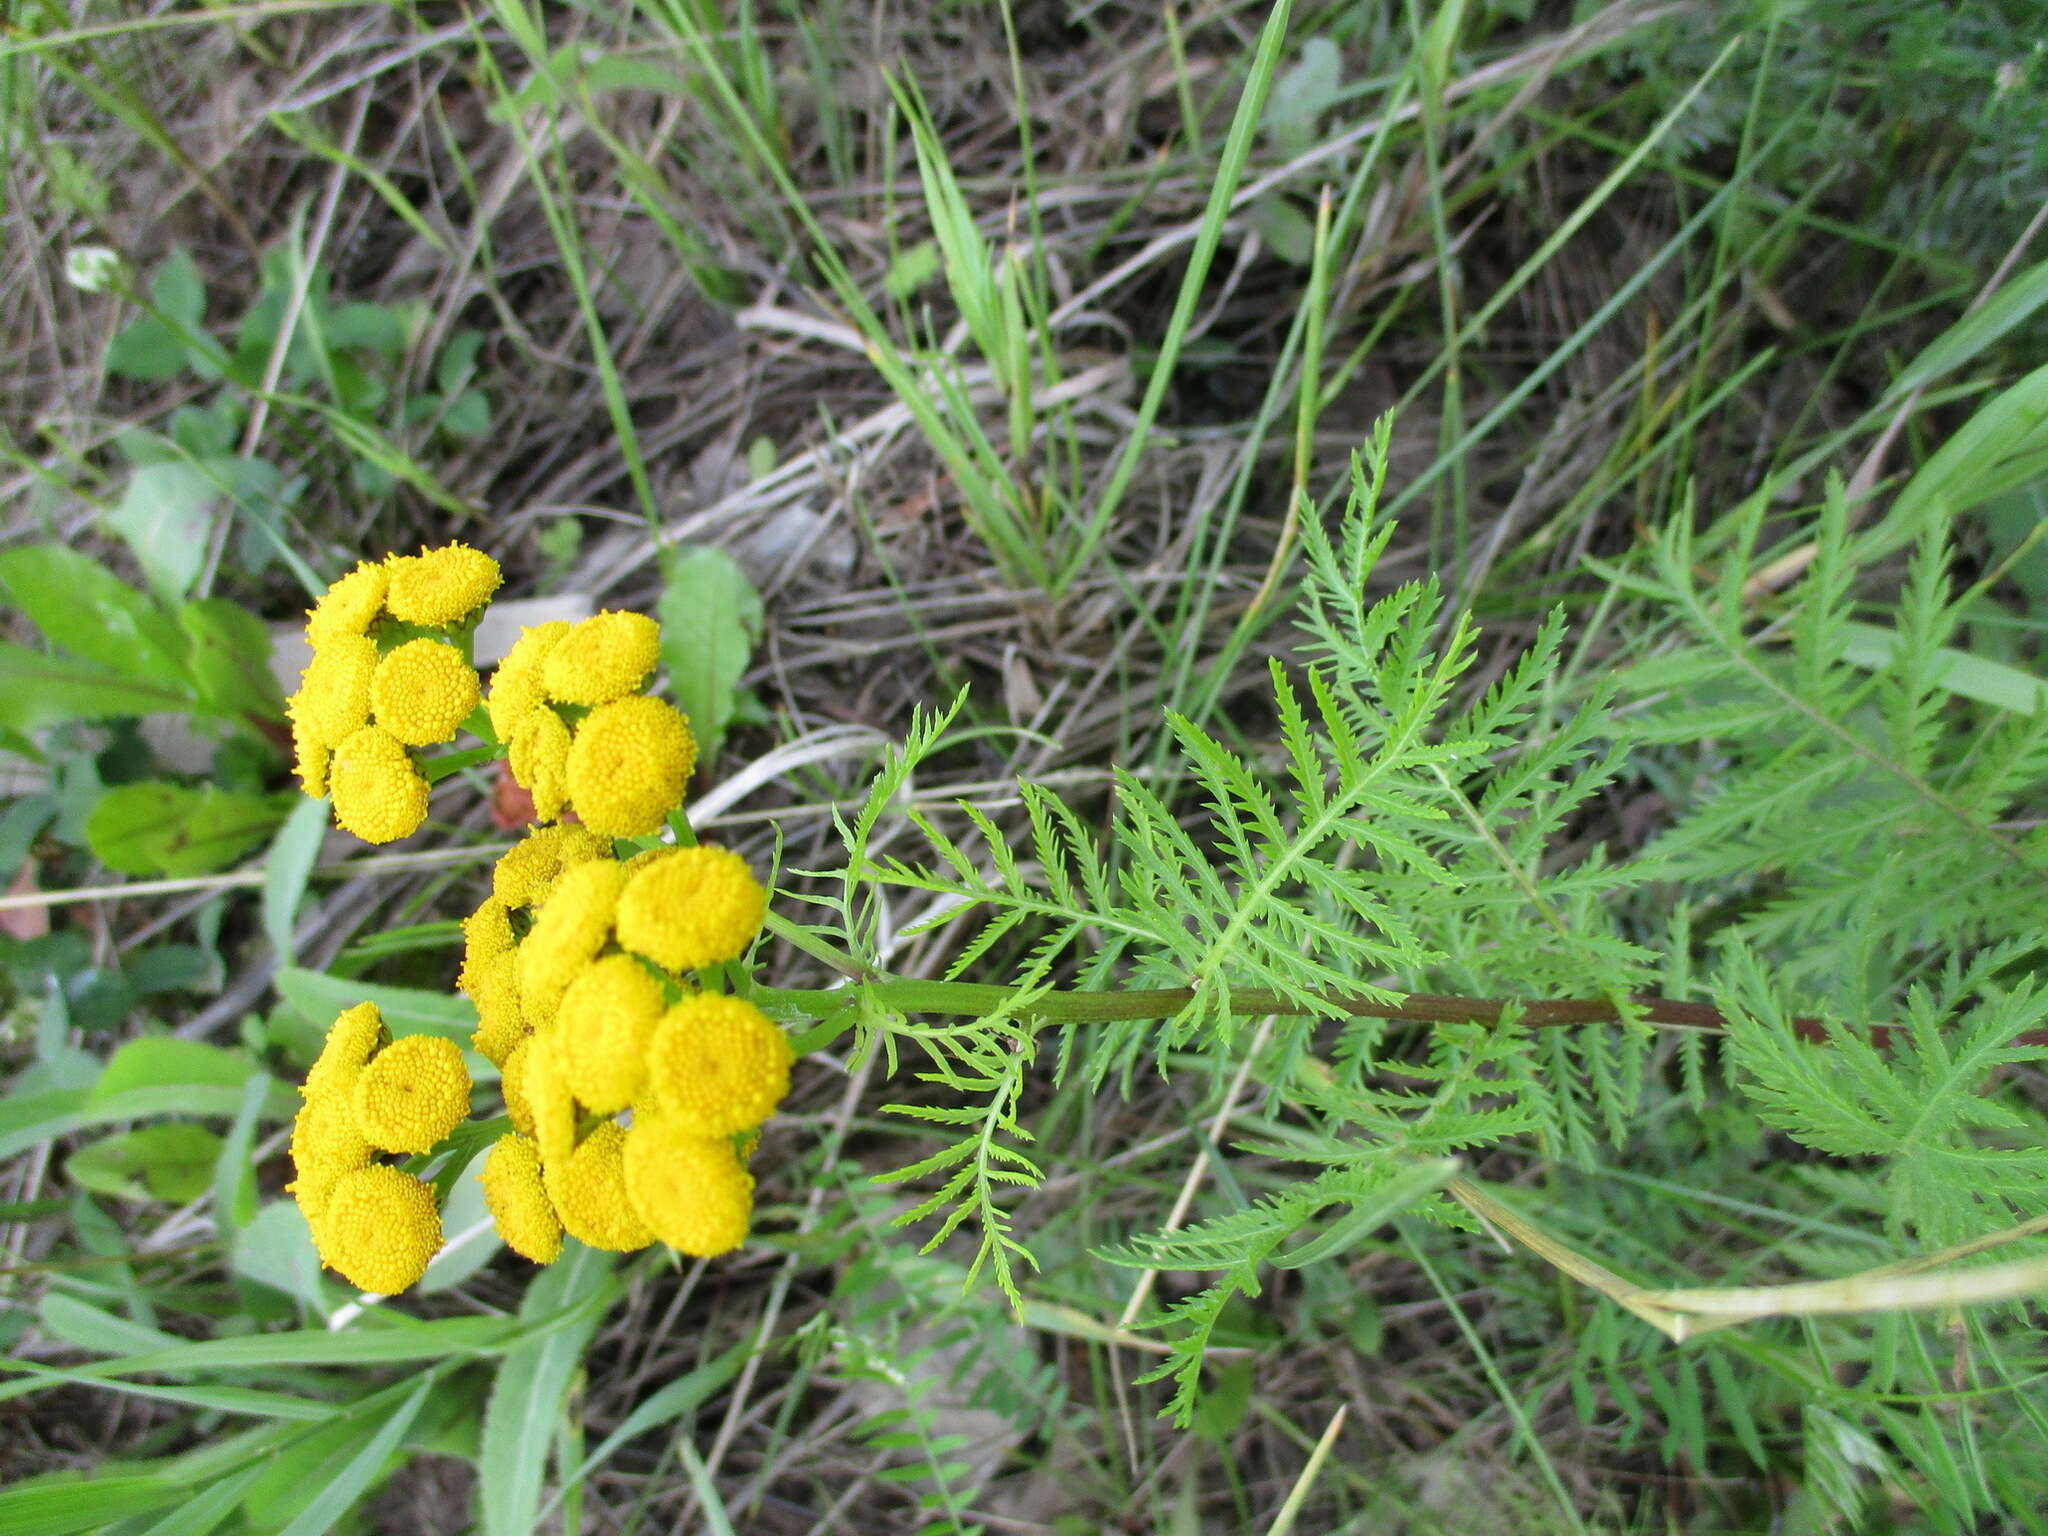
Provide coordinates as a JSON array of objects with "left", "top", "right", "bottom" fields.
[
  {"left": 284, "top": 544, "right": 780, "bottom": 1294},
  {"left": 275, "top": 413, "right": 2048, "bottom": 1449}
]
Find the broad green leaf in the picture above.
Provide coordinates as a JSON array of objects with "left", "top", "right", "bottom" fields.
[
  {"left": 85, "top": 781, "right": 287, "bottom": 877},
  {"left": 180, "top": 597, "right": 285, "bottom": 718},
  {"left": 109, "top": 461, "right": 218, "bottom": 602},
  {"left": 66, "top": 1122, "right": 223, "bottom": 1203},
  {"left": 0, "top": 1089, "right": 90, "bottom": 1162},
  {"left": 0, "top": 546, "right": 187, "bottom": 680},
  {"left": 129, "top": 1465, "right": 266, "bottom": 1536},
  {"left": 232, "top": 1199, "right": 326, "bottom": 1307},
  {"left": 274, "top": 1379, "right": 431, "bottom": 1536},
  {"left": 0, "top": 1473, "right": 187, "bottom": 1535},
  {"left": 479, "top": 1244, "right": 616, "bottom": 1536},
  {"left": 1263, "top": 37, "right": 1341, "bottom": 158},
  {"left": 658, "top": 545, "right": 764, "bottom": 769},
  {"left": 105, "top": 316, "right": 189, "bottom": 381},
  {"left": 263, "top": 796, "right": 330, "bottom": 967},
  {"left": 1838, "top": 621, "right": 2048, "bottom": 714},
  {"left": 0, "top": 642, "right": 197, "bottom": 731},
  {"left": 151, "top": 248, "right": 206, "bottom": 328},
  {"left": 38, "top": 1293, "right": 181, "bottom": 1358},
  {"left": 274, "top": 965, "right": 478, "bottom": 1040},
  {"left": 92, "top": 1037, "right": 259, "bottom": 1103}
]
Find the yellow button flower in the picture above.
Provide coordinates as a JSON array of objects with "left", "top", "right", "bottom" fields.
[
  {"left": 622, "top": 1116, "right": 755, "bottom": 1257},
  {"left": 614, "top": 844, "right": 768, "bottom": 973},
  {"left": 555, "top": 954, "right": 665, "bottom": 1115},
  {"left": 370, "top": 639, "right": 480, "bottom": 747},
  {"left": 305, "top": 1001, "right": 387, "bottom": 1098},
  {"left": 459, "top": 897, "right": 514, "bottom": 984},
  {"left": 350, "top": 1034, "right": 472, "bottom": 1153},
  {"left": 643, "top": 994, "right": 792, "bottom": 1137},
  {"left": 517, "top": 858, "right": 627, "bottom": 1018},
  {"left": 383, "top": 542, "right": 501, "bottom": 626},
  {"left": 481, "top": 1134, "right": 562, "bottom": 1264},
  {"left": 565, "top": 695, "right": 696, "bottom": 837},
  {"left": 311, "top": 1164, "right": 442, "bottom": 1294},
  {"left": 522, "top": 1027, "right": 578, "bottom": 1170},
  {"left": 486, "top": 620, "right": 571, "bottom": 741},
  {"left": 508, "top": 708, "right": 571, "bottom": 823},
  {"left": 492, "top": 824, "right": 612, "bottom": 910},
  {"left": 291, "top": 716, "right": 330, "bottom": 799},
  {"left": 286, "top": 1092, "right": 370, "bottom": 1223},
  {"left": 543, "top": 1121, "right": 652, "bottom": 1252},
  {"left": 540, "top": 610, "right": 662, "bottom": 706},
  {"left": 290, "top": 633, "right": 377, "bottom": 749},
  {"left": 329, "top": 726, "right": 430, "bottom": 844},
  {"left": 305, "top": 560, "right": 388, "bottom": 645},
  {"left": 500, "top": 1033, "right": 538, "bottom": 1137}
]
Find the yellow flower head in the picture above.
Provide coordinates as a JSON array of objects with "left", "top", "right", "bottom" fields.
[
  {"left": 481, "top": 1134, "right": 562, "bottom": 1265},
  {"left": 383, "top": 543, "right": 501, "bottom": 627},
  {"left": 305, "top": 1001, "right": 387, "bottom": 1099},
  {"left": 541, "top": 610, "right": 662, "bottom": 706},
  {"left": 286, "top": 1092, "right": 371, "bottom": 1224},
  {"left": 614, "top": 844, "right": 768, "bottom": 973},
  {"left": 500, "top": 1033, "right": 538, "bottom": 1137},
  {"left": 565, "top": 695, "right": 696, "bottom": 837},
  {"left": 492, "top": 824, "right": 612, "bottom": 910},
  {"left": 622, "top": 1116, "right": 755, "bottom": 1258},
  {"left": 522, "top": 1027, "right": 578, "bottom": 1170},
  {"left": 305, "top": 560, "right": 388, "bottom": 646},
  {"left": 350, "top": 1034, "right": 472, "bottom": 1154},
  {"left": 370, "top": 639, "right": 480, "bottom": 747},
  {"left": 643, "top": 994, "right": 792, "bottom": 1137},
  {"left": 487, "top": 620, "right": 571, "bottom": 741},
  {"left": 290, "top": 633, "right": 377, "bottom": 749},
  {"left": 311, "top": 1164, "right": 442, "bottom": 1294},
  {"left": 555, "top": 954, "right": 665, "bottom": 1115},
  {"left": 544, "top": 1121, "right": 652, "bottom": 1252},
  {"left": 459, "top": 897, "right": 515, "bottom": 988},
  {"left": 469, "top": 956, "right": 527, "bottom": 1066},
  {"left": 291, "top": 716, "right": 331, "bottom": 798},
  {"left": 508, "top": 708, "right": 571, "bottom": 823},
  {"left": 517, "top": 858, "right": 627, "bottom": 1018},
  {"left": 622, "top": 845, "right": 683, "bottom": 876},
  {"left": 329, "top": 726, "right": 430, "bottom": 844}
]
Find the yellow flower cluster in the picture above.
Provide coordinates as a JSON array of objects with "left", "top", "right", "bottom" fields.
[
  {"left": 450, "top": 831, "right": 785, "bottom": 1262},
  {"left": 488, "top": 611, "right": 695, "bottom": 835},
  {"left": 288, "top": 545, "right": 498, "bottom": 844},
  {"left": 288, "top": 1002, "right": 472, "bottom": 1293}
]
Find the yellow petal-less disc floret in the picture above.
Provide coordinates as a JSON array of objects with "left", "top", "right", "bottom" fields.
[
  {"left": 305, "top": 1001, "right": 387, "bottom": 1098},
  {"left": 291, "top": 633, "right": 378, "bottom": 749},
  {"left": 492, "top": 824, "right": 612, "bottom": 910},
  {"left": 291, "top": 716, "right": 331, "bottom": 799},
  {"left": 500, "top": 1034, "right": 538, "bottom": 1137},
  {"left": 544, "top": 1121, "right": 652, "bottom": 1252},
  {"left": 481, "top": 1134, "right": 561, "bottom": 1264},
  {"left": 486, "top": 620, "right": 571, "bottom": 741},
  {"left": 469, "top": 959, "right": 528, "bottom": 1066},
  {"left": 564, "top": 695, "right": 696, "bottom": 837},
  {"left": 329, "top": 726, "right": 430, "bottom": 844},
  {"left": 555, "top": 954, "right": 665, "bottom": 1115},
  {"left": 508, "top": 708, "right": 571, "bottom": 823},
  {"left": 350, "top": 1035, "right": 472, "bottom": 1153},
  {"left": 522, "top": 1028, "right": 578, "bottom": 1170},
  {"left": 383, "top": 542, "right": 501, "bottom": 626},
  {"left": 517, "top": 858, "right": 627, "bottom": 1018},
  {"left": 540, "top": 610, "right": 661, "bottom": 706},
  {"left": 459, "top": 897, "right": 515, "bottom": 988},
  {"left": 305, "top": 560, "right": 389, "bottom": 645},
  {"left": 286, "top": 1093, "right": 371, "bottom": 1223},
  {"left": 312, "top": 1164, "right": 443, "bottom": 1294},
  {"left": 644, "top": 994, "right": 792, "bottom": 1137},
  {"left": 614, "top": 844, "right": 768, "bottom": 973},
  {"left": 622, "top": 1116, "right": 755, "bottom": 1257},
  {"left": 370, "top": 639, "right": 480, "bottom": 747}
]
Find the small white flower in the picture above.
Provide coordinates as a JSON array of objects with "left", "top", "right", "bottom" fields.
[{"left": 65, "top": 245, "right": 123, "bottom": 293}]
